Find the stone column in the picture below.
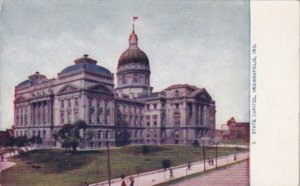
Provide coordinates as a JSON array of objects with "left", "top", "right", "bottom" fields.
[
  {"left": 110, "top": 101, "right": 114, "bottom": 125},
  {"left": 49, "top": 100, "right": 53, "bottom": 126},
  {"left": 200, "top": 105, "right": 203, "bottom": 126},
  {"left": 192, "top": 102, "right": 197, "bottom": 126},
  {"left": 81, "top": 95, "right": 87, "bottom": 122},
  {"left": 31, "top": 104, "right": 34, "bottom": 125},
  {"left": 93, "top": 98, "right": 97, "bottom": 125},
  {"left": 16, "top": 106, "right": 19, "bottom": 126},
  {"left": 198, "top": 104, "right": 201, "bottom": 125},
  {"left": 42, "top": 102, "right": 46, "bottom": 125},
  {"left": 28, "top": 104, "right": 32, "bottom": 126},
  {"left": 101, "top": 99, "right": 105, "bottom": 125},
  {"left": 204, "top": 106, "right": 206, "bottom": 126},
  {"left": 36, "top": 103, "right": 40, "bottom": 125},
  {"left": 46, "top": 101, "right": 49, "bottom": 125}
]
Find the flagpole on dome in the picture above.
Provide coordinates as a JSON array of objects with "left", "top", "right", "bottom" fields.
[{"left": 132, "top": 16, "right": 138, "bottom": 33}]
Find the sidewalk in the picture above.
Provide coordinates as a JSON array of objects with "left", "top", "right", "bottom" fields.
[
  {"left": 0, "top": 147, "right": 33, "bottom": 172},
  {"left": 90, "top": 151, "right": 249, "bottom": 186},
  {"left": 171, "top": 159, "right": 249, "bottom": 186}
]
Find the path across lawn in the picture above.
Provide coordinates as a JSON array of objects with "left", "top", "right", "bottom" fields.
[{"left": 90, "top": 151, "right": 249, "bottom": 186}]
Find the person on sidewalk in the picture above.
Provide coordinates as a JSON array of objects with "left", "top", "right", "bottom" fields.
[
  {"left": 187, "top": 161, "right": 191, "bottom": 170},
  {"left": 169, "top": 168, "right": 174, "bottom": 179},
  {"left": 128, "top": 175, "right": 134, "bottom": 186},
  {"left": 211, "top": 158, "right": 214, "bottom": 165},
  {"left": 121, "top": 174, "right": 127, "bottom": 186},
  {"left": 1, "top": 155, "right": 3, "bottom": 162}
]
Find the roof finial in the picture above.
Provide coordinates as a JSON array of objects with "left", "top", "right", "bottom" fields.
[{"left": 132, "top": 16, "right": 138, "bottom": 33}]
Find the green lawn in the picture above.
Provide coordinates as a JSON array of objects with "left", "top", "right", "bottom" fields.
[
  {"left": 0, "top": 145, "right": 246, "bottom": 186},
  {"left": 220, "top": 139, "right": 249, "bottom": 145}
]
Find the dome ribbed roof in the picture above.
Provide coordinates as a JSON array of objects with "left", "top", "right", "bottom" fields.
[
  {"left": 117, "top": 48, "right": 149, "bottom": 68},
  {"left": 117, "top": 30, "right": 149, "bottom": 68}
]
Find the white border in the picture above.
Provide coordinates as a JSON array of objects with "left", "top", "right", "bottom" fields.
[{"left": 250, "top": 1, "right": 299, "bottom": 186}]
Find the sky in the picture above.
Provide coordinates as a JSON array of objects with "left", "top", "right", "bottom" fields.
[{"left": 0, "top": 0, "right": 250, "bottom": 130}]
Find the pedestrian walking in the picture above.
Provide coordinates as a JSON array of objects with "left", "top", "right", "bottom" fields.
[
  {"left": 169, "top": 168, "right": 174, "bottom": 179},
  {"left": 187, "top": 161, "right": 191, "bottom": 170},
  {"left": 211, "top": 158, "right": 214, "bottom": 165},
  {"left": 208, "top": 158, "right": 211, "bottom": 165},
  {"left": 128, "top": 175, "right": 134, "bottom": 186},
  {"left": 121, "top": 174, "right": 127, "bottom": 186}
]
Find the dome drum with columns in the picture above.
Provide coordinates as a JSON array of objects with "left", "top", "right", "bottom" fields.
[
  {"left": 115, "top": 29, "right": 153, "bottom": 99},
  {"left": 13, "top": 23, "right": 216, "bottom": 148}
]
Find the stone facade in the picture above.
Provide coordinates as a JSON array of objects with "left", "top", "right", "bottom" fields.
[{"left": 13, "top": 28, "right": 216, "bottom": 148}]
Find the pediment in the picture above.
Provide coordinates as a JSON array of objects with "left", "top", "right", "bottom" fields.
[
  {"left": 87, "top": 84, "right": 112, "bottom": 94},
  {"left": 57, "top": 85, "right": 80, "bottom": 95},
  {"left": 192, "top": 89, "right": 212, "bottom": 102},
  {"left": 15, "top": 96, "right": 28, "bottom": 103}
]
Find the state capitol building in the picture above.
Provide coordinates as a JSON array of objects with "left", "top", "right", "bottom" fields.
[{"left": 13, "top": 26, "right": 216, "bottom": 148}]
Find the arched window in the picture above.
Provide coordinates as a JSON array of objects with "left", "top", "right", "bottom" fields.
[
  {"left": 174, "top": 90, "right": 180, "bottom": 96},
  {"left": 121, "top": 76, "right": 127, "bottom": 84},
  {"left": 42, "top": 131, "right": 46, "bottom": 138},
  {"left": 133, "top": 74, "right": 138, "bottom": 84}
]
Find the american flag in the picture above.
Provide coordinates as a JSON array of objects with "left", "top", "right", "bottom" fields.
[{"left": 133, "top": 16, "right": 138, "bottom": 21}]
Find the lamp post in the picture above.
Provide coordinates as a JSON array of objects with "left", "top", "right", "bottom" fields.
[
  {"left": 215, "top": 140, "right": 218, "bottom": 169},
  {"left": 202, "top": 139, "right": 206, "bottom": 172},
  {"left": 234, "top": 141, "right": 237, "bottom": 161},
  {"left": 106, "top": 131, "right": 111, "bottom": 186}
]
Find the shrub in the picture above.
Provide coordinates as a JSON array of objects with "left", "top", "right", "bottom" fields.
[
  {"left": 162, "top": 159, "right": 171, "bottom": 170},
  {"left": 192, "top": 140, "right": 200, "bottom": 147},
  {"left": 142, "top": 145, "right": 150, "bottom": 154}
]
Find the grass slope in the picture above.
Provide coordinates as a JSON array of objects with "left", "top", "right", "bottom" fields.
[{"left": 0, "top": 145, "right": 246, "bottom": 186}]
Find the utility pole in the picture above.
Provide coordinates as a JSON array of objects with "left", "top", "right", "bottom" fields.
[
  {"left": 106, "top": 131, "right": 111, "bottom": 186},
  {"left": 215, "top": 141, "right": 218, "bottom": 169},
  {"left": 202, "top": 139, "right": 206, "bottom": 172}
]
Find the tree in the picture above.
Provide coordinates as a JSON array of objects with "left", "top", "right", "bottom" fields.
[
  {"left": 162, "top": 159, "right": 171, "bottom": 181},
  {"left": 115, "top": 128, "right": 131, "bottom": 147},
  {"left": 15, "top": 136, "right": 29, "bottom": 148},
  {"left": 55, "top": 120, "right": 87, "bottom": 153},
  {"left": 192, "top": 140, "right": 200, "bottom": 147},
  {"left": 29, "top": 135, "right": 42, "bottom": 146},
  {"left": 142, "top": 145, "right": 150, "bottom": 154}
]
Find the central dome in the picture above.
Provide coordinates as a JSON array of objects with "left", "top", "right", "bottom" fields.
[
  {"left": 117, "top": 48, "right": 149, "bottom": 68},
  {"left": 117, "top": 30, "right": 149, "bottom": 69}
]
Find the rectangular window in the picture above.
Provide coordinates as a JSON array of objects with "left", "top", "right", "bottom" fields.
[
  {"left": 75, "top": 97, "right": 79, "bottom": 107},
  {"left": 61, "top": 112, "right": 64, "bottom": 124},
  {"left": 67, "top": 112, "right": 71, "bottom": 123},
  {"left": 153, "top": 104, "right": 157, "bottom": 109},
  {"left": 74, "top": 112, "right": 79, "bottom": 120},
  {"left": 88, "top": 99, "right": 93, "bottom": 107},
  {"left": 68, "top": 99, "right": 71, "bottom": 107},
  {"left": 61, "top": 100, "right": 64, "bottom": 108}
]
